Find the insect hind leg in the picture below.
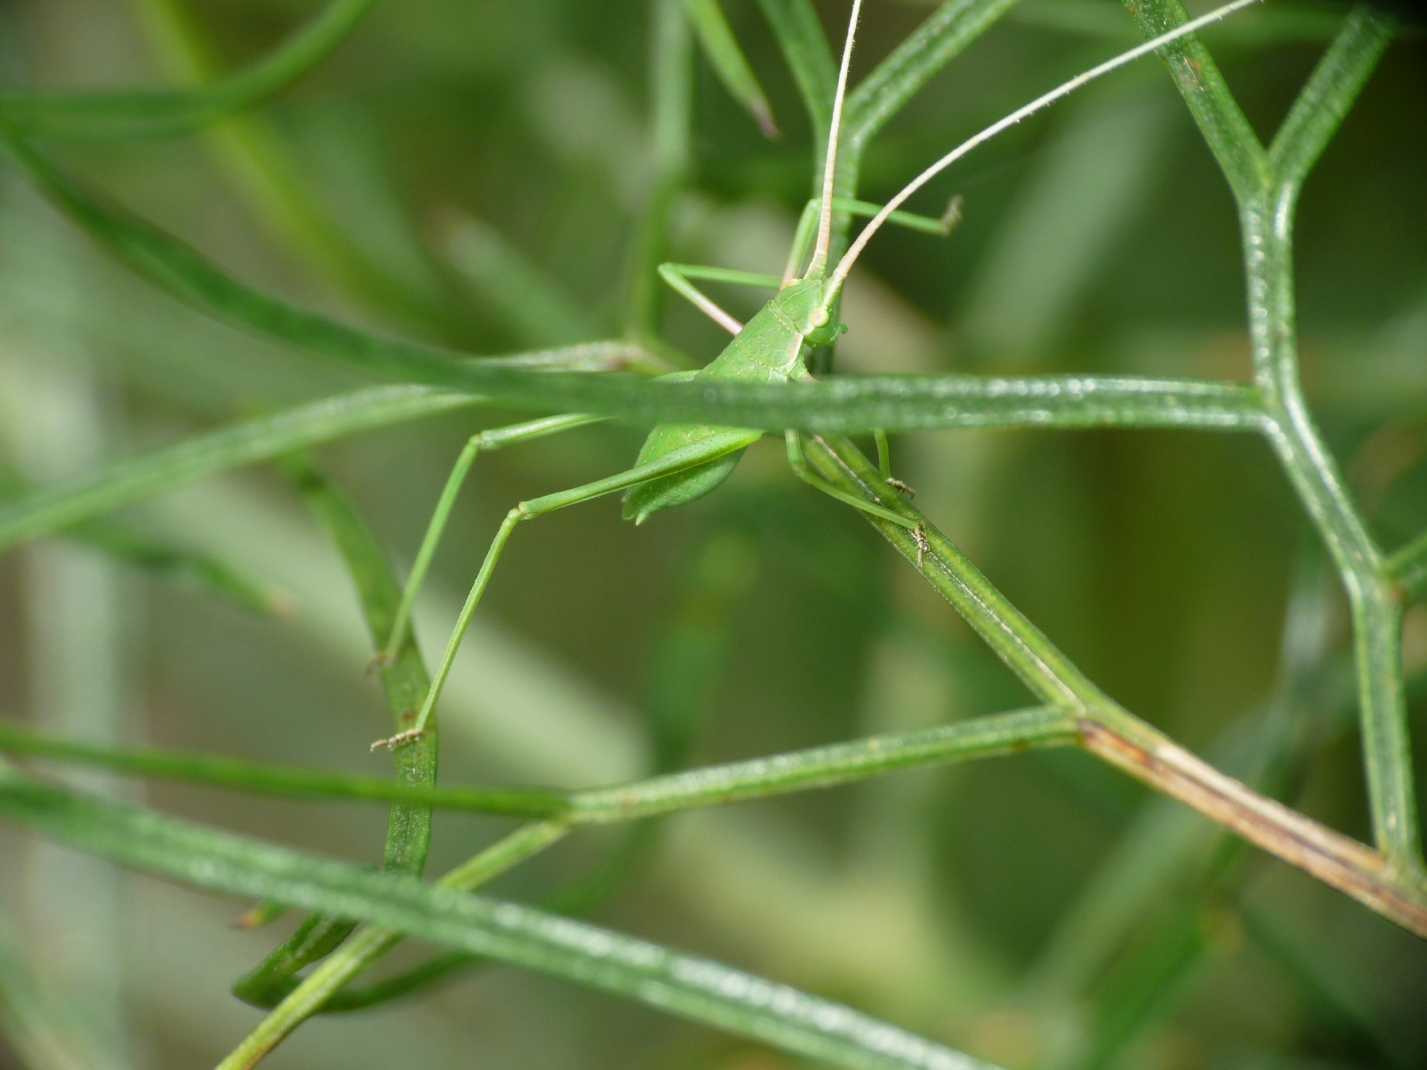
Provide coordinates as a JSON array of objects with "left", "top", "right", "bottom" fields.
[
  {"left": 784, "top": 431, "right": 917, "bottom": 530},
  {"left": 372, "top": 413, "right": 604, "bottom": 674},
  {"left": 371, "top": 436, "right": 754, "bottom": 750}
]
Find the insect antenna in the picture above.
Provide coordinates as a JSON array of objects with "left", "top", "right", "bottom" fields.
[
  {"left": 828, "top": 0, "right": 1262, "bottom": 294},
  {"left": 802, "top": 0, "right": 862, "bottom": 281}
]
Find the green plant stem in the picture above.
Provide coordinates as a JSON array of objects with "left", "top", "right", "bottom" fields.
[
  {"left": 3, "top": 140, "right": 1272, "bottom": 434},
  {"left": 1116, "top": 0, "right": 1268, "bottom": 202},
  {"left": 0, "top": 0, "right": 376, "bottom": 140},
  {"left": 0, "top": 376, "right": 1264, "bottom": 551},
  {"left": 0, "top": 723, "right": 565, "bottom": 818},
  {"left": 0, "top": 706, "right": 1075, "bottom": 827},
  {"left": 801, "top": 433, "right": 1427, "bottom": 938},
  {"left": 230, "top": 461, "right": 447, "bottom": 1008},
  {"left": 572, "top": 706, "right": 1074, "bottom": 818},
  {"left": 1266, "top": 6, "right": 1394, "bottom": 189},
  {"left": 1123, "top": 0, "right": 1421, "bottom": 874},
  {"left": 806, "top": 434, "right": 1112, "bottom": 712},
  {"left": 0, "top": 386, "right": 478, "bottom": 552},
  {"left": 234, "top": 531, "right": 756, "bottom": 1013},
  {"left": 755, "top": 0, "right": 835, "bottom": 177},
  {"left": 0, "top": 766, "right": 1005, "bottom": 1070},
  {"left": 0, "top": 342, "right": 648, "bottom": 554},
  {"left": 220, "top": 822, "right": 570, "bottom": 1069},
  {"left": 627, "top": 0, "right": 695, "bottom": 354},
  {"left": 1243, "top": 193, "right": 1418, "bottom": 866}
]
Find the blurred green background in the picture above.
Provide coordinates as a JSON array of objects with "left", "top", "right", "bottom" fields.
[{"left": 1, "top": 1, "right": 1425, "bottom": 1067}]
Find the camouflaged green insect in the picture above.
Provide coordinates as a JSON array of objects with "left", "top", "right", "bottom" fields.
[{"left": 373, "top": 0, "right": 1264, "bottom": 750}]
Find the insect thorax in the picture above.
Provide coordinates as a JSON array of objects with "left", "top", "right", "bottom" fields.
[{"left": 704, "top": 276, "right": 840, "bottom": 383}]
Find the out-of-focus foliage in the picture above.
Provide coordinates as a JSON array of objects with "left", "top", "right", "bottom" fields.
[{"left": 0, "top": 1, "right": 1424, "bottom": 1067}]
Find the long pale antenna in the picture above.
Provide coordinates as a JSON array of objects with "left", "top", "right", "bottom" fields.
[
  {"left": 829, "top": 0, "right": 1262, "bottom": 293},
  {"left": 804, "top": 0, "right": 863, "bottom": 279}
]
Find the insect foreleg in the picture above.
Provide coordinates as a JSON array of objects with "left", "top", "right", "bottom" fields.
[
  {"left": 784, "top": 431, "right": 917, "bottom": 529},
  {"left": 657, "top": 263, "right": 784, "bottom": 335},
  {"left": 372, "top": 434, "right": 757, "bottom": 751}
]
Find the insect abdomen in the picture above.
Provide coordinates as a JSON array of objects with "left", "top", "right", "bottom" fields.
[{"left": 621, "top": 424, "right": 760, "bottom": 525}]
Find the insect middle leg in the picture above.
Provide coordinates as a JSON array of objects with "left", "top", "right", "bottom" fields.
[
  {"left": 372, "top": 434, "right": 754, "bottom": 750},
  {"left": 784, "top": 431, "right": 917, "bottom": 529},
  {"left": 783, "top": 195, "right": 962, "bottom": 283},
  {"left": 378, "top": 369, "right": 704, "bottom": 668}
]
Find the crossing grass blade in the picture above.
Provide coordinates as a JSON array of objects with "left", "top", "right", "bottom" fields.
[
  {"left": 0, "top": 0, "right": 376, "bottom": 141},
  {"left": 686, "top": 0, "right": 780, "bottom": 137},
  {"left": 0, "top": 768, "right": 1005, "bottom": 1070},
  {"left": 0, "top": 468, "right": 284, "bottom": 614},
  {"left": 0, "top": 386, "right": 484, "bottom": 552},
  {"left": 229, "top": 459, "right": 449, "bottom": 1008},
  {"left": 0, "top": 135, "right": 1270, "bottom": 439}
]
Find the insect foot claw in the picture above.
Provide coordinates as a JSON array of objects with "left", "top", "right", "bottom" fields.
[
  {"left": 939, "top": 194, "right": 964, "bottom": 235},
  {"left": 370, "top": 727, "right": 425, "bottom": 753},
  {"left": 912, "top": 524, "right": 931, "bottom": 569},
  {"left": 886, "top": 477, "right": 917, "bottom": 498},
  {"left": 365, "top": 650, "right": 394, "bottom": 676}
]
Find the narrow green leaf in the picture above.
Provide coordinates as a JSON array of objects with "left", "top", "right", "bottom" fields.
[
  {"left": 441, "top": 216, "right": 597, "bottom": 345},
  {"left": 628, "top": 0, "right": 695, "bottom": 342},
  {"left": 232, "top": 460, "right": 450, "bottom": 1008},
  {"left": 2, "top": 140, "right": 1269, "bottom": 440},
  {"left": 70, "top": 522, "right": 285, "bottom": 615},
  {"left": 0, "top": 376, "right": 1265, "bottom": 556},
  {"left": 0, "top": 386, "right": 484, "bottom": 553},
  {"left": 0, "top": 771, "right": 1004, "bottom": 1070},
  {"left": 686, "top": 0, "right": 779, "bottom": 137},
  {"left": 224, "top": 822, "right": 569, "bottom": 1061},
  {"left": 0, "top": 468, "right": 283, "bottom": 614},
  {"left": 0, "top": 0, "right": 376, "bottom": 141},
  {"left": 755, "top": 0, "right": 835, "bottom": 150},
  {"left": 0, "top": 723, "right": 564, "bottom": 819},
  {"left": 0, "top": 707, "right": 1071, "bottom": 826}
]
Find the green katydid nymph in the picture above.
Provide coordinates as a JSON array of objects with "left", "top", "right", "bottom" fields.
[{"left": 372, "top": 0, "right": 1264, "bottom": 750}]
